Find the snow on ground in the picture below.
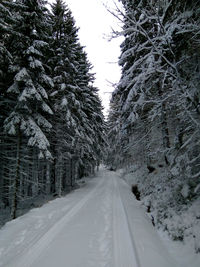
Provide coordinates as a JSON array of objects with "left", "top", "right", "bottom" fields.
[
  {"left": 120, "top": 167, "right": 200, "bottom": 267},
  {"left": 0, "top": 167, "right": 188, "bottom": 267}
]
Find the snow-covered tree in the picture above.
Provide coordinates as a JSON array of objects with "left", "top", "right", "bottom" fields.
[
  {"left": 2, "top": 0, "right": 53, "bottom": 218},
  {"left": 48, "top": 0, "right": 79, "bottom": 195},
  {"left": 49, "top": 0, "right": 105, "bottom": 195},
  {"left": 0, "top": 0, "right": 105, "bottom": 224},
  {"left": 106, "top": 94, "right": 122, "bottom": 170},
  {"left": 108, "top": 0, "right": 200, "bottom": 251},
  {"left": 73, "top": 48, "right": 106, "bottom": 176},
  {"left": 0, "top": 0, "right": 16, "bottom": 209}
]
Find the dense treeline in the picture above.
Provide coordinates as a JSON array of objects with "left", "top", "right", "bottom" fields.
[
  {"left": 107, "top": 0, "right": 200, "bottom": 252},
  {"left": 0, "top": 0, "right": 105, "bottom": 222}
]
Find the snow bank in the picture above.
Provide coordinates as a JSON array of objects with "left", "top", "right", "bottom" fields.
[{"left": 120, "top": 165, "right": 200, "bottom": 266}]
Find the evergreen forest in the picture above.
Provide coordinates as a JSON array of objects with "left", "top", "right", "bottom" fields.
[
  {"left": 1, "top": 0, "right": 200, "bottom": 254},
  {"left": 0, "top": 0, "right": 105, "bottom": 222},
  {"left": 107, "top": 0, "right": 200, "bottom": 252}
]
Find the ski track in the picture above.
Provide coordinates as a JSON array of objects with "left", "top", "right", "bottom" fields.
[
  {"left": 112, "top": 175, "right": 140, "bottom": 267},
  {"left": 0, "top": 167, "right": 179, "bottom": 267},
  {"left": 6, "top": 176, "right": 104, "bottom": 267}
]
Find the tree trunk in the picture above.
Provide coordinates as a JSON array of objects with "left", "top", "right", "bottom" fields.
[
  {"left": 11, "top": 128, "right": 21, "bottom": 219},
  {"left": 70, "top": 158, "right": 74, "bottom": 188},
  {"left": 46, "top": 161, "right": 51, "bottom": 195},
  {"left": 56, "top": 153, "right": 63, "bottom": 197},
  {"left": 161, "top": 104, "right": 170, "bottom": 149},
  {"left": 161, "top": 103, "right": 170, "bottom": 165}
]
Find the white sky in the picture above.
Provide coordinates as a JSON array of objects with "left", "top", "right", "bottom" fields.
[{"left": 48, "top": 0, "right": 123, "bottom": 115}]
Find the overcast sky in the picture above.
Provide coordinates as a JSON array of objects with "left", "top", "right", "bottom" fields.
[{"left": 48, "top": 0, "right": 123, "bottom": 115}]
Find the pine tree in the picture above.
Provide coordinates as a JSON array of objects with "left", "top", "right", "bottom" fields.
[
  {"left": 106, "top": 95, "right": 121, "bottom": 170},
  {"left": 49, "top": 0, "right": 105, "bottom": 195},
  {"left": 0, "top": 0, "right": 15, "bottom": 209},
  {"left": 0, "top": 0, "right": 105, "bottom": 224},
  {"left": 3, "top": 0, "right": 53, "bottom": 218},
  {"left": 72, "top": 48, "right": 105, "bottom": 175},
  {"left": 49, "top": 0, "right": 80, "bottom": 195}
]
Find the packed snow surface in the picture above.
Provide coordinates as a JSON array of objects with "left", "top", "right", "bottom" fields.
[{"left": 0, "top": 167, "right": 193, "bottom": 267}]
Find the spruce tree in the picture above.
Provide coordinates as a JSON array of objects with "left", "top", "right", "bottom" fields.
[
  {"left": 49, "top": 0, "right": 79, "bottom": 195},
  {"left": 49, "top": 0, "right": 105, "bottom": 194},
  {"left": 0, "top": 0, "right": 105, "bottom": 223},
  {"left": 0, "top": 0, "right": 15, "bottom": 209},
  {"left": 3, "top": 0, "right": 53, "bottom": 218}
]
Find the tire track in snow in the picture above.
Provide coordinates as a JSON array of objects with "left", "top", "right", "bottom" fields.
[
  {"left": 112, "top": 175, "right": 141, "bottom": 267},
  {"left": 9, "top": 177, "right": 105, "bottom": 267}
]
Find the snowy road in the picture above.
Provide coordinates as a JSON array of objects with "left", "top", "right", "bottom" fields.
[{"left": 0, "top": 168, "right": 177, "bottom": 267}]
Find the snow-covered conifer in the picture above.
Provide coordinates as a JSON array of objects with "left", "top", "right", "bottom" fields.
[
  {"left": 108, "top": 0, "right": 200, "bottom": 251},
  {"left": 48, "top": 0, "right": 105, "bottom": 195},
  {"left": 2, "top": 0, "right": 53, "bottom": 218}
]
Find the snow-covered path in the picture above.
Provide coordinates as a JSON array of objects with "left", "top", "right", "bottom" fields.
[{"left": 0, "top": 168, "right": 177, "bottom": 267}]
